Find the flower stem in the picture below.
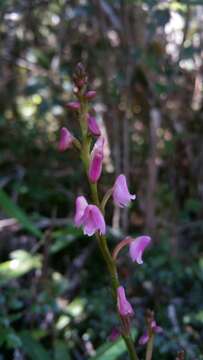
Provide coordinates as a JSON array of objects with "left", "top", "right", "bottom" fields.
[{"left": 145, "top": 334, "right": 154, "bottom": 360}]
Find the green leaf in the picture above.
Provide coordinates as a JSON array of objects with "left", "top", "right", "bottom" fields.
[
  {"left": 92, "top": 338, "right": 127, "bottom": 360},
  {"left": 20, "top": 332, "right": 51, "bottom": 360},
  {"left": 0, "top": 188, "right": 42, "bottom": 238},
  {"left": 54, "top": 341, "right": 71, "bottom": 360},
  {"left": 0, "top": 250, "right": 42, "bottom": 285}
]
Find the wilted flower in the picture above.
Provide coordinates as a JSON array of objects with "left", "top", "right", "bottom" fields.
[
  {"left": 117, "top": 286, "right": 134, "bottom": 317},
  {"left": 113, "top": 174, "right": 136, "bottom": 207},
  {"left": 88, "top": 137, "right": 104, "bottom": 183},
  {"left": 88, "top": 115, "right": 101, "bottom": 136},
  {"left": 65, "top": 101, "right": 80, "bottom": 110},
  {"left": 129, "top": 236, "right": 151, "bottom": 264},
  {"left": 58, "top": 127, "right": 74, "bottom": 151},
  {"left": 74, "top": 196, "right": 106, "bottom": 236}
]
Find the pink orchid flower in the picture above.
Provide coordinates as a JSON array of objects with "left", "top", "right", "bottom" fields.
[
  {"left": 74, "top": 196, "right": 106, "bottom": 236},
  {"left": 129, "top": 236, "right": 151, "bottom": 264},
  {"left": 113, "top": 174, "right": 136, "bottom": 207}
]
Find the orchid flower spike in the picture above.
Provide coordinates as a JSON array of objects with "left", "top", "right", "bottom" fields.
[
  {"left": 74, "top": 196, "right": 106, "bottom": 236},
  {"left": 88, "top": 136, "right": 104, "bottom": 183},
  {"left": 113, "top": 174, "right": 136, "bottom": 208},
  {"left": 58, "top": 127, "right": 74, "bottom": 151},
  {"left": 117, "top": 286, "right": 134, "bottom": 317},
  {"left": 129, "top": 236, "right": 151, "bottom": 264},
  {"left": 88, "top": 115, "right": 101, "bottom": 136}
]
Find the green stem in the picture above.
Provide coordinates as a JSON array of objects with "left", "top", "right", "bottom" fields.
[
  {"left": 145, "top": 335, "right": 154, "bottom": 360},
  {"left": 79, "top": 103, "right": 139, "bottom": 360}
]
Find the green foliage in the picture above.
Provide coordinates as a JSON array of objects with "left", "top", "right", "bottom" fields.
[
  {"left": 20, "top": 332, "right": 51, "bottom": 360},
  {"left": 0, "top": 250, "right": 41, "bottom": 285},
  {"left": 0, "top": 189, "right": 42, "bottom": 239}
]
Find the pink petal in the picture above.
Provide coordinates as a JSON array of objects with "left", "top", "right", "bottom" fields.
[
  {"left": 139, "top": 332, "right": 149, "bottom": 345},
  {"left": 117, "top": 286, "right": 134, "bottom": 317},
  {"left": 129, "top": 236, "right": 151, "bottom": 264},
  {"left": 58, "top": 127, "right": 74, "bottom": 151},
  {"left": 81, "top": 205, "right": 106, "bottom": 236},
  {"left": 151, "top": 321, "right": 163, "bottom": 334},
  {"left": 74, "top": 196, "right": 88, "bottom": 227},
  {"left": 65, "top": 101, "right": 80, "bottom": 110},
  {"left": 85, "top": 90, "right": 97, "bottom": 100},
  {"left": 88, "top": 137, "right": 104, "bottom": 183},
  {"left": 88, "top": 115, "right": 101, "bottom": 136},
  {"left": 113, "top": 174, "right": 136, "bottom": 208}
]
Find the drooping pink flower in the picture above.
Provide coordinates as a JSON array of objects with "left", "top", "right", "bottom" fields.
[
  {"left": 65, "top": 101, "right": 80, "bottom": 110},
  {"left": 117, "top": 286, "right": 134, "bottom": 317},
  {"left": 74, "top": 196, "right": 106, "bottom": 236},
  {"left": 85, "top": 90, "right": 97, "bottom": 100},
  {"left": 88, "top": 137, "right": 104, "bottom": 183},
  {"left": 129, "top": 236, "right": 151, "bottom": 264},
  {"left": 88, "top": 115, "right": 101, "bottom": 136},
  {"left": 139, "top": 320, "right": 163, "bottom": 346},
  {"left": 58, "top": 127, "right": 74, "bottom": 151},
  {"left": 113, "top": 174, "right": 136, "bottom": 208}
]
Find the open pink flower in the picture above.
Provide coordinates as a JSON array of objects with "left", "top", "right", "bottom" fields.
[
  {"left": 88, "top": 137, "right": 104, "bottom": 183},
  {"left": 117, "top": 286, "right": 134, "bottom": 317},
  {"left": 58, "top": 127, "right": 74, "bottom": 151},
  {"left": 74, "top": 196, "right": 106, "bottom": 236},
  {"left": 139, "top": 320, "right": 163, "bottom": 345},
  {"left": 113, "top": 174, "right": 136, "bottom": 207},
  {"left": 88, "top": 115, "right": 101, "bottom": 136},
  {"left": 129, "top": 236, "right": 151, "bottom": 264}
]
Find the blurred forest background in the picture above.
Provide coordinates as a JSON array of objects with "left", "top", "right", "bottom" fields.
[{"left": 0, "top": 0, "right": 203, "bottom": 359}]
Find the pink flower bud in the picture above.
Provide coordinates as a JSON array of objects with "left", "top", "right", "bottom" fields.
[
  {"left": 85, "top": 90, "right": 96, "bottom": 100},
  {"left": 129, "top": 236, "right": 151, "bottom": 264},
  {"left": 65, "top": 101, "right": 80, "bottom": 110},
  {"left": 117, "top": 286, "right": 134, "bottom": 317},
  {"left": 88, "top": 137, "right": 104, "bottom": 183},
  {"left": 74, "top": 196, "right": 106, "bottom": 236},
  {"left": 58, "top": 127, "right": 74, "bottom": 151},
  {"left": 88, "top": 115, "right": 101, "bottom": 136},
  {"left": 113, "top": 174, "right": 136, "bottom": 208}
]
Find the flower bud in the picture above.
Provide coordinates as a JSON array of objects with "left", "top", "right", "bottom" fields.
[
  {"left": 58, "top": 127, "right": 74, "bottom": 151},
  {"left": 65, "top": 101, "right": 80, "bottom": 110},
  {"left": 88, "top": 137, "right": 104, "bottom": 183},
  {"left": 85, "top": 90, "right": 97, "bottom": 100},
  {"left": 88, "top": 115, "right": 101, "bottom": 136},
  {"left": 117, "top": 286, "right": 134, "bottom": 317}
]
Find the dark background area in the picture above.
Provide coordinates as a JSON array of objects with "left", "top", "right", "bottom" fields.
[{"left": 0, "top": 0, "right": 203, "bottom": 359}]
